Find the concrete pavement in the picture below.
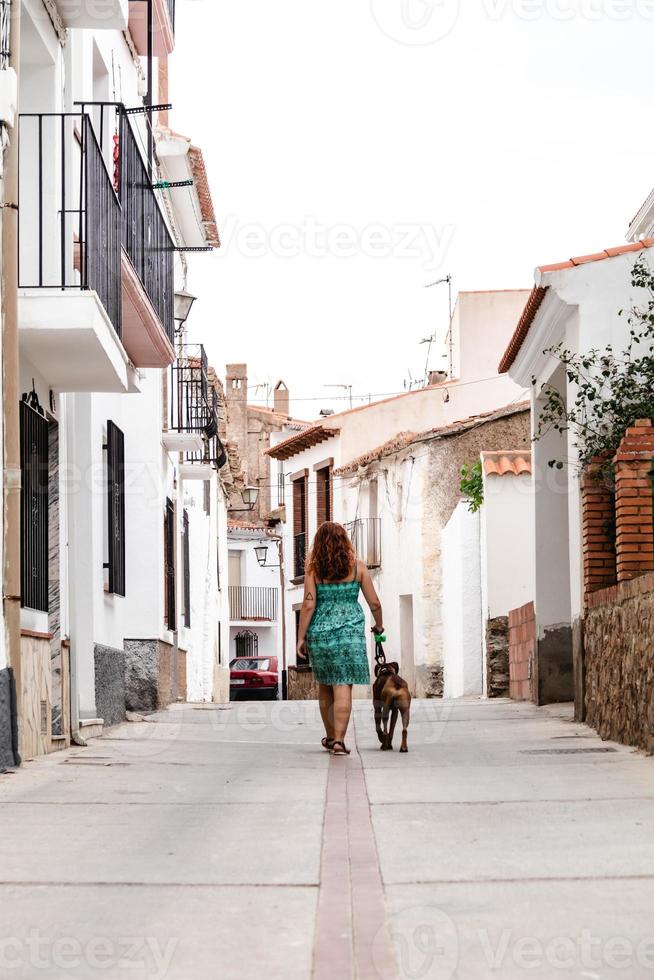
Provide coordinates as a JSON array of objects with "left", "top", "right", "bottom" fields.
[{"left": 1, "top": 698, "right": 654, "bottom": 978}]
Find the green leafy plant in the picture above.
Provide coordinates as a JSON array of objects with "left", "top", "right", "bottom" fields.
[
  {"left": 460, "top": 459, "right": 484, "bottom": 513},
  {"left": 533, "top": 259, "right": 654, "bottom": 481}
]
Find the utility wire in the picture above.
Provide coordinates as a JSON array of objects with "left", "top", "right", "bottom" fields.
[{"left": 245, "top": 374, "right": 527, "bottom": 404}]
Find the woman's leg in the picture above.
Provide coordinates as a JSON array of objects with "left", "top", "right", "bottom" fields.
[
  {"left": 318, "top": 684, "right": 335, "bottom": 741},
  {"left": 332, "top": 684, "right": 353, "bottom": 744}
]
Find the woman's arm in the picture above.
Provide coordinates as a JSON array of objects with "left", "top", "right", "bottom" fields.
[
  {"left": 296, "top": 570, "right": 317, "bottom": 660},
  {"left": 360, "top": 562, "right": 384, "bottom": 633}
]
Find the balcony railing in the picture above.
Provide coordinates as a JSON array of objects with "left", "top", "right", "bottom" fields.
[
  {"left": 170, "top": 344, "right": 209, "bottom": 433},
  {"left": 345, "top": 518, "right": 382, "bottom": 569},
  {"left": 184, "top": 385, "right": 227, "bottom": 470},
  {"left": 119, "top": 110, "right": 175, "bottom": 344},
  {"left": 18, "top": 113, "right": 122, "bottom": 337},
  {"left": 294, "top": 532, "right": 307, "bottom": 579},
  {"left": 229, "top": 586, "right": 278, "bottom": 622}
]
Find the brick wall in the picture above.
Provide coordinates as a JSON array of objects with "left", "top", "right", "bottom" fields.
[
  {"left": 614, "top": 419, "right": 654, "bottom": 583},
  {"left": 581, "top": 462, "right": 617, "bottom": 602},
  {"left": 508, "top": 602, "right": 536, "bottom": 702}
]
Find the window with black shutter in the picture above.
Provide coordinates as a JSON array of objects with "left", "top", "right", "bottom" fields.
[
  {"left": 105, "top": 421, "right": 126, "bottom": 596},
  {"left": 315, "top": 461, "right": 333, "bottom": 526},
  {"left": 182, "top": 508, "right": 191, "bottom": 628},
  {"left": 292, "top": 471, "right": 308, "bottom": 578},
  {"left": 164, "top": 497, "right": 176, "bottom": 631},
  {"left": 19, "top": 394, "right": 49, "bottom": 612}
]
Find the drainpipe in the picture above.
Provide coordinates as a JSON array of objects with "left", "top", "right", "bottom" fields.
[
  {"left": 2, "top": 0, "right": 22, "bottom": 764},
  {"left": 267, "top": 530, "right": 287, "bottom": 699}
]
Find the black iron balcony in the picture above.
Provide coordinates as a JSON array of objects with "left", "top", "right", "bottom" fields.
[
  {"left": 184, "top": 385, "right": 227, "bottom": 471},
  {"left": 18, "top": 112, "right": 122, "bottom": 337},
  {"left": 345, "top": 518, "right": 382, "bottom": 569},
  {"left": 294, "top": 532, "right": 307, "bottom": 579},
  {"left": 119, "top": 110, "right": 175, "bottom": 347},
  {"left": 229, "top": 586, "right": 278, "bottom": 622},
  {"left": 170, "top": 344, "right": 209, "bottom": 434}
]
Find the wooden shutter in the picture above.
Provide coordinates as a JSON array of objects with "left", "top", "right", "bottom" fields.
[
  {"left": 292, "top": 471, "right": 308, "bottom": 577},
  {"left": 316, "top": 464, "right": 332, "bottom": 525},
  {"left": 164, "top": 497, "right": 176, "bottom": 631},
  {"left": 182, "top": 508, "right": 191, "bottom": 628},
  {"left": 106, "top": 421, "right": 126, "bottom": 597},
  {"left": 20, "top": 397, "right": 49, "bottom": 612}
]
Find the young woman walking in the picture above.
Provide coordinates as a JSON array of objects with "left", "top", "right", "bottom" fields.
[{"left": 296, "top": 521, "right": 384, "bottom": 756}]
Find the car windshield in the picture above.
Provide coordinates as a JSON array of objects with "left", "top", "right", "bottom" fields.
[{"left": 231, "top": 659, "right": 271, "bottom": 672}]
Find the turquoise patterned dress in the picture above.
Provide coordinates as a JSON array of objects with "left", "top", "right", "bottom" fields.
[{"left": 307, "top": 577, "right": 370, "bottom": 686}]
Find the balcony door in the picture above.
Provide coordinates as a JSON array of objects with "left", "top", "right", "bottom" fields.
[{"left": 228, "top": 551, "right": 242, "bottom": 588}]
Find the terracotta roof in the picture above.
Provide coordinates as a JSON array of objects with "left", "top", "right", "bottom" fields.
[
  {"left": 227, "top": 519, "right": 267, "bottom": 532},
  {"left": 499, "top": 238, "right": 654, "bottom": 373},
  {"left": 334, "top": 402, "right": 530, "bottom": 476},
  {"left": 332, "top": 432, "right": 417, "bottom": 476},
  {"left": 481, "top": 450, "right": 532, "bottom": 477},
  {"left": 247, "top": 405, "right": 312, "bottom": 428},
  {"left": 187, "top": 145, "right": 220, "bottom": 248},
  {"left": 497, "top": 286, "right": 549, "bottom": 374},
  {"left": 265, "top": 425, "right": 340, "bottom": 461}
]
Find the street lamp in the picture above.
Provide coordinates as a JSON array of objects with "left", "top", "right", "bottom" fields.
[
  {"left": 230, "top": 485, "right": 260, "bottom": 512},
  {"left": 174, "top": 289, "right": 197, "bottom": 331},
  {"left": 255, "top": 544, "right": 281, "bottom": 568}
]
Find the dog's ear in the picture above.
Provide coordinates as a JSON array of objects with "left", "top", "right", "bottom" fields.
[{"left": 388, "top": 662, "right": 399, "bottom": 674}]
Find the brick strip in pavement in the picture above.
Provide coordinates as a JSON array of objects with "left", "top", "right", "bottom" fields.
[{"left": 313, "top": 739, "right": 398, "bottom": 980}]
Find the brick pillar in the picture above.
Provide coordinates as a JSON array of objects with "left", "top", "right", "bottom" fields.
[
  {"left": 581, "top": 460, "right": 617, "bottom": 603},
  {"left": 614, "top": 419, "right": 654, "bottom": 583}
]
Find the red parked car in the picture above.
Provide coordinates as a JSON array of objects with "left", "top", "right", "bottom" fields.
[{"left": 230, "top": 656, "right": 279, "bottom": 700}]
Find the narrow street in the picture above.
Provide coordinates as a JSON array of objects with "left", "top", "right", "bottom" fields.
[{"left": 2, "top": 698, "right": 654, "bottom": 979}]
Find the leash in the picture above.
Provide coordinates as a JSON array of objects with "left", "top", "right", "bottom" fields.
[{"left": 374, "top": 633, "right": 387, "bottom": 667}]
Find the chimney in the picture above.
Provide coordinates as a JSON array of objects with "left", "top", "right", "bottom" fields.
[
  {"left": 428, "top": 370, "right": 448, "bottom": 386},
  {"left": 225, "top": 363, "right": 248, "bottom": 464},
  {"left": 273, "top": 380, "right": 289, "bottom": 417}
]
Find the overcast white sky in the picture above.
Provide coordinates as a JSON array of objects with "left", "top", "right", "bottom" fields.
[{"left": 169, "top": 0, "right": 654, "bottom": 420}]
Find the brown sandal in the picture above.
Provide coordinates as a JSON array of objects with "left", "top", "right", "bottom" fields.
[
  {"left": 330, "top": 741, "right": 350, "bottom": 756},
  {"left": 321, "top": 737, "right": 334, "bottom": 751}
]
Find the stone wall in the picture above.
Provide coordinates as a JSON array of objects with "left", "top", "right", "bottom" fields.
[
  {"left": 584, "top": 571, "right": 654, "bottom": 752},
  {"left": 508, "top": 602, "right": 536, "bottom": 701},
  {"left": 124, "top": 639, "right": 183, "bottom": 713},
  {"left": 0, "top": 667, "right": 19, "bottom": 768},
  {"left": 94, "top": 644, "right": 126, "bottom": 728},
  {"left": 287, "top": 666, "right": 319, "bottom": 700},
  {"left": 486, "top": 616, "right": 509, "bottom": 698}
]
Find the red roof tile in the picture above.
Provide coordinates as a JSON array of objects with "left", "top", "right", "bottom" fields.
[
  {"left": 334, "top": 402, "right": 530, "bottom": 476},
  {"left": 265, "top": 425, "right": 340, "bottom": 461},
  {"left": 482, "top": 450, "right": 532, "bottom": 477},
  {"left": 499, "top": 238, "right": 654, "bottom": 373}
]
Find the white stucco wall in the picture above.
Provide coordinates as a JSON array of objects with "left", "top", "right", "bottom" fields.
[
  {"left": 480, "top": 471, "right": 535, "bottom": 620},
  {"left": 442, "top": 502, "right": 482, "bottom": 699}
]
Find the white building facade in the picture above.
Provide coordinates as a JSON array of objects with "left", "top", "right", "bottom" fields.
[
  {"left": 1, "top": 0, "right": 228, "bottom": 766},
  {"left": 502, "top": 239, "right": 654, "bottom": 706}
]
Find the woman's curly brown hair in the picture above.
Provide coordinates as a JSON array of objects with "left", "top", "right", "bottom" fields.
[{"left": 306, "top": 521, "right": 356, "bottom": 582}]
